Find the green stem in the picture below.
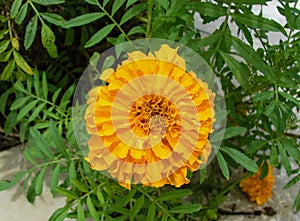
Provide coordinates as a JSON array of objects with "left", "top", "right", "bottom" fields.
[
  {"left": 96, "top": 2, "right": 130, "bottom": 41},
  {"left": 27, "top": 0, "right": 44, "bottom": 24},
  {"left": 146, "top": 0, "right": 154, "bottom": 38}
]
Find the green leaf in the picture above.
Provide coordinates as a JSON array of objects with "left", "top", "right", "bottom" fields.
[
  {"left": 126, "top": 0, "right": 138, "bottom": 8},
  {"left": 130, "top": 195, "right": 144, "bottom": 220},
  {"left": 40, "top": 13, "right": 65, "bottom": 26},
  {"left": 0, "top": 171, "right": 27, "bottom": 191},
  {"left": 0, "top": 60, "right": 15, "bottom": 80},
  {"left": 252, "top": 91, "right": 274, "bottom": 102},
  {"left": 120, "top": 188, "right": 136, "bottom": 206},
  {"left": 42, "top": 72, "right": 48, "bottom": 99},
  {"left": 62, "top": 13, "right": 105, "bottom": 28},
  {"left": 32, "top": 0, "right": 65, "bottom": 5},
  {"left": 24, "top": 16, "right": 38, "bottom": 50},
  {"left": 50, "top": 164, "right": 60, "bottom": 196},
  {"left": 216, "top": 152, "right": 229, "bottom": 179},
  {"left": 231, "top": 36, "right": 273, "bottom": 78},
  {"left": 10, "top": 96, "right": 31, "bottom": 111},
  {"left": 127, "top": 26, "right": 145, "bottom": 36},
  {"left": 284, "top": 174, "right": 300, "bottom": 189},
  {"left": 84, "top": 0, "right": 99, "bottom": 6},
  {"left": 220, "top": 51, "right": 250, "bottom": 88},
  {"left": 52, "top": 88, "right": 62, "bottom": 103},
  {"left": 147, "top": 203, "right": 156, "bottom": 221},
  {"left": 87, "top": 195, "right": 99, "bottom": 221},
  {"left": 56, "top": 187, "right": 79, "bottom": 199},
  {"left": 29, "top": 127, "right": 53, "bottom": 159},
  {"left": 15, "top": 3, "right": 28, "bottom": 25},
  {"left": 59, "top": 84, "right": 75, "bottom": 110},
  {"left": 41, "top": 23, "right": 58, "bottom": 58},
  {"left": 14, "top": 81, "right": 27, "bottom": 93},
  {"left": 0, "top": 88, "right": 13, "bottom": 115},
  {"left": 246, "top": 140, "right": 267, "bottom": 156},
  {"left": 277, "top": 141, "right": 291, "bottom": 176},
  {"left": 120, "top": 3, "right": 147, "bottom": 25},
  {"left": 169, "top": 204, "right": 201, "bottom": 214},
  {"left": 0, "top": 40, "right": 10, "bottom": 54},
  {"left": 17, "top": 100, "right": 38, "bottom": 121},
  {"left": 281, "top": 138, "right": 300, "bottom": 162},
  {"left": 77, "top": 201, "right": 85, "bottom": 221},
  {"left": 10, "top": 0, "right": 22, "bottom": 19},
  {"left": 223, "top": 126, "right": 247, "bottom": 139},
  {"left": 293, "top": 190, "right": 300, "bottom": 212},
  {"left": 157, "top": 189, "right": 192, "bottom": 201},
  {"left": 270, "top": 144, "right": 278, "bottom": 167},
  {"left": 50, "top": 121, "right": 69, "bottom": 158},
  {"left": 279, "top": 91, "right": 300, "bottom": 108},
  {"left": 229, "top": 0, "right": 268, "bottom": 4},
  {"left": 188, "top": 2, "right": 226, "bottom": 17},
  {"left": 48, "top": 207, "right": 69, "bottom": 221},
  {"left": 13, "top": 50, "right": 34, "bottom": 75},
  {"left": 27, "top": 173, "right": 38, "bottom": 203},
  {"left": 84, "top": 24, "right": 115, "bottom": 48},
  {"left": 96, "top": 189, "right": 105, "bottom": 206},
  {"left": 0, "top": 49, "right": 12, "bottom": 62},
  {"left": 222, "top": 147, "right": 258, "bottom": 172},
  {"left": 70, "top": 178, "right": 89, "bottom": 193},
  {"left": 263, "top": 100, "right": 276, "bottom": 116},
  {"left": 35, "top": 166, "right": 48, "bottom": 195},
  {"left": 28, "top": 103, "right": 46, "bottom": 122},
  {"left": 259, "top": 160, "right": 269, "bottom": 180},
  {"left": 231, "top": 13, "right": 286, "bottom": 35},
  {"left": 162, "top": 213, "right": 168, "bottom": 221},
  {"left": 112, "top": 0, "right": 126, "bottom": 16},
  {"left": 69, "top": 160, "right": 76, "bottom": 180}
]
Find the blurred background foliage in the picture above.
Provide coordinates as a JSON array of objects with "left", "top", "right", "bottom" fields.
[{"left": 0, "top": 0, "right": 299, "bottom": 220}]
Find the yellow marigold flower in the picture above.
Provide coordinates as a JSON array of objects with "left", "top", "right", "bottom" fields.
[
  {"left": 85, "top": 44, "right": 215, "bottom": 189},
  {"left": 239, "top": 162, "right": 275, "bottom": 205}
]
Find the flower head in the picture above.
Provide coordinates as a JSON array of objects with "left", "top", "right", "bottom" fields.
[
  {"left": 239, "top": 162, "right": 275, "bottom": 205},
  {"left": 85, "top": 44, "right": 215, "bottom": 189}
]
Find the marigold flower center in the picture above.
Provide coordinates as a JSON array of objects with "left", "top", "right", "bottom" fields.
[{"left": 129, "top": 94, "right": 181, "bottom": 139}]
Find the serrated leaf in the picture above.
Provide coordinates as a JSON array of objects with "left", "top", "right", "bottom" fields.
[
  {"left": 11, "top": 38, "right": 19, "bottom": 50},
  {"left": 70, "top": 178, "right": 89, "bottom": 193},
  {"left": 246, "top": 140, "right": 267, "bottom": 156},
  {"left": 231, "top": 36, "right": 273, "bottom": 78},
  {"left": 77, "top": 201, "right": 85, "bottom": 221},
  {"left": 48, "top": 207, "right": 69, "bottom": 221},
  {"left": 96, "top": 189, "right": 105, "bottom": 206},
  {"left": 56, "top": 187, "right": 79, "bottom": 199},
  {"left": 188, "top": 2, "right": 226, "bottom": 17},
  {"left": 32, "top": 0, "right": 65, "bottom": 5},
  {"left": 41, "top": 23, "right": 57, "bottom": 58},
  {"left": 0, "top": 60, "right": 15, "bottom": 80},
  {"left": 27, "top": 173, "right": 38, "bottom": 203},
  {"left": 231, "top": 13, "right": 286, "bottom": 35},
  {"left": 223, "top": 126, "right": 247, "bottom": 139},
  {"left": 126, "top": 0, "right": 138, "bottom": 8},
  {"left": 15, "top": 3, "right": 28, "bottom": 25},
  {"left": 60, "top": 84, "right": 75, "bottom": 110},
  {"left": 284, "top": 174, "right": 300, "bottom": 189},
  {"left": 0, "top": 49, "right": 12, "bottom": 62},
  {"left": 278, "top": 141, "right": 291, "bottom": 176},
  {"left": 263, "top": 100, "right": 276, "bottom": 116},
  {"left": 259, "top": 160, "right": 269, "bottom": 180},
  {"left": 112, "top": 0, "right": 126, "bottom": 16},
  {"left": 10, "top": 0, "right": 22, "bottom": 19},
  {"left": 87, "top": 195, "right": 99, "bottom": 221},
  {"left": 10, "top": 96, "right": 31, "bottom": 111},
  {"left": 222, "top": 147, "right": 258, "bottom": 172},
  {"left": 84, "top": 24, "right": 115, "bottom": 48},
  {"left": 13, "top": 50, "right": 33, "bottom": 75},
  {"left": 35, "top": 166, "right": 48, "bottom": 195},
  {"left": 219, "top": 51, "right": 249, "bottom": 89},
  {"left": 62, "top": 13, "right": 105, "bottom": 28},
  {"left": 52, "top": 88, "right": 62, "bottom": 103},
  {"left": 42, "top": 72, "right": 48, "bottom": 99},
  {"left": 130, "top": 195, "right": 144, "bottom": 220},
  {"left": 120, "top": 3, "right": 146, "bottom": 25},
  {"left": 0, "top": 171, "right": 26, "bottom": 191},
  {"left": 0, "top": 40, "right": 10, "bottom": 54},
  {"left": 24, "top": 16, "right": 38, "bottom": 50},
  {"left": 252, "top": 91, "right": 274, "bottom": 102},
  {"left": 293, "top": 190, "right": 300, "bottom": 212},
  {"left": 28, "top": 103, "right": 46, "bottom": 122},
  {"left": 216, "top": 152, "right": 229, "bottom": 179},
  {"left": 0, "top": 88, "right": 13, "bottom": 114},
  {"left": 127, "top": 26, "right": 145, "bottom": 36},
  {"left": 29, "top": 127, "right": 53, "bottom": 159},
  {"left": 147, "top": 203, "right": 156, "bottom": 221},
  {"left": 40, "top": 13, "right": 65, "bottom": 26},
  {"left": 50, "top": 120, "right": 69, "bottom": 158},
  {"left": 281, "top": 138, "right": 300, "bottom": 162},
  {"left": 50, "top": 164, "right": 60, "bottom": 196},
  {"left": 157, "top": 189, "right": 193, "bottom": 201},
  {"left": 270, "top": 144, "right": 278, "bottom": 167},
  {"left": 279, "top": 91, "right": 300, "bottom": 108},
  {"left": 17, "top": 100, "right": 38, "bottom": 121},
  {"left": 84, "top": 0, "right": 99, "bottom": 6},
  {"left": 169, "top": 204, "right": 201, "bottom": 214},
  {"left": 69, "top": 160, "right": 76, "bottom": 180}
]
